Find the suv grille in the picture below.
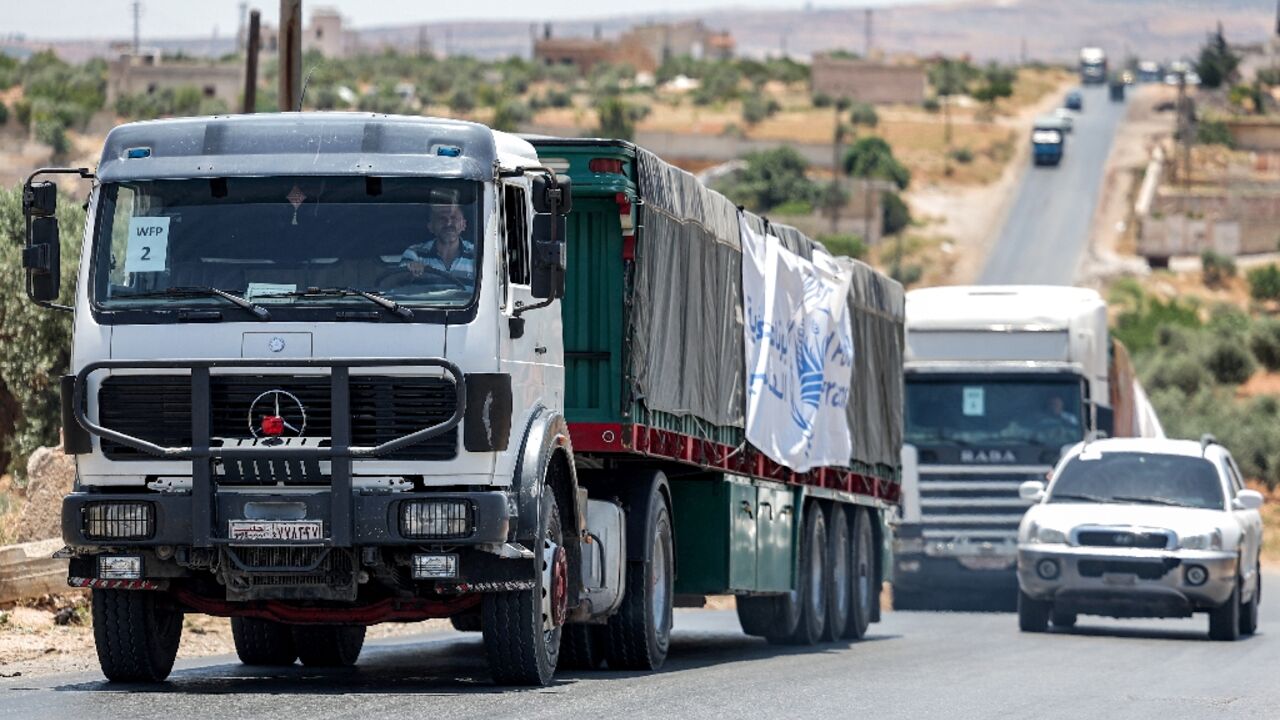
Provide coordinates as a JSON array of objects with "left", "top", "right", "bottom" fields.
[
  {"left": 98, "top": 375, "right": 457, "bottom": 462},
  {"left": 1076, "top": 530, "right": 1171, "bottom": 550}
]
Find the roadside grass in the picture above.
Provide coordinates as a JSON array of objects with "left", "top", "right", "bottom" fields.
[{"left": 0, "top": 476, "right": 22, "bottom": 545}]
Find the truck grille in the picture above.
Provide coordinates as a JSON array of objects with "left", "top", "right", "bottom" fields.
[
  {"left": 918, "top": 468, "right": 1047, "bottom": 543},
  {"left": 98, "top": 375, "right": 458, "bottom": 462}
]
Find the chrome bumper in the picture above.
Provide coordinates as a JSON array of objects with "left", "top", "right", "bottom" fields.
[{"left": 1018, "top": 543, "right": 1238, "bottom": 615}]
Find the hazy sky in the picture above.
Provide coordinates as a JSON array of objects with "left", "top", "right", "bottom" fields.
[{"left": 5, "top": 0, "right": 941, "bottom": 40}]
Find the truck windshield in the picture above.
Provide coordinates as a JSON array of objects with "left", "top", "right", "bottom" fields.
[
  {"left": 1049, "top": 452, "right": 1224, "bottom": 510},
  {"left": 905, "top": 378, "right": 1085, "bottom": 447},
  {"left": 90, "top": 176, "right": 481, "bottom": 313}
]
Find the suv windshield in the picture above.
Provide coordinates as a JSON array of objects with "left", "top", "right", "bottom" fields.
[
  {"left": 1049, "top": 451, "right": 1225, "bottom": 510},
  {"left": 91, "top": 176, "right": 481, "bottom": 314},
  {"left": 905, "top": 378, "right": 1085, "bottom": 447}
]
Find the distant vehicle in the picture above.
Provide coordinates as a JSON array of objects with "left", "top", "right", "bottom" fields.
[
  {"left": 1121, "top": 70, "right": 1135, "bottom": 85},
  {"left": 1032, "top": 129, "right": 1064, "bottom": 166},
  {"left": 1109, "top": 78, "right": 1125, "bottom": 102},
  {"left": 1137, "top": 61, "right": 1162, "bottom": 83},
  {"left": 893, "top": 287, "right": 1163, "bottom": 610},
  {"left": 1064, "top": 91, "right": 1083, "bottom": 111},
  {"left": 1017, "top": 436, "right": 1264, "bottom": 641},
  {"left": 1053, "top": 107, "right": 1075, "bottom": 131},
  {"left": 1079, "top": 47, "right": 1107, "bottom": 85}
]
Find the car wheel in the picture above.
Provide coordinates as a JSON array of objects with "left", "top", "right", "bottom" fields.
[
  {"left": 1208, "top": 576, "right": 1242, "bottom": 642},
  {"left": 1050, "top": 610, "right": 1077, "bottom": 629},
  {"left": 1017, "top": 589, "right": 1050, "bottom": 633},
  {"left": 1240, "top": 565, "right": 1260, "bottom": 637}
]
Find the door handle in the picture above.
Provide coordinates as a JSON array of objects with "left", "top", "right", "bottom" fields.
[
  {"left": 534, "top": 345, "right": 548, "bottom": 355},
  {"left": 759, "top": 501, "right": 773, "bottom": 520},
  {"left": 740, "top": 501, "right": 754, "bottom": 519}
]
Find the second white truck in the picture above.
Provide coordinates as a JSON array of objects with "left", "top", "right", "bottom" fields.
[{"left": 893, "top": 286, "right": 1162, "bottom": 609}]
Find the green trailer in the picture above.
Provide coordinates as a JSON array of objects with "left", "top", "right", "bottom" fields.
[{"left": 530, "top": 138, "right": 904, "bottom": 642}]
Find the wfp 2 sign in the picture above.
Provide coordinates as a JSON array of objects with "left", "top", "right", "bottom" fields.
[
  {"left": 124, "top": 216, "right": 170, "bottom": 273},
  {"left": 742, "top": 223, "right": 855, "bottom": 472}
]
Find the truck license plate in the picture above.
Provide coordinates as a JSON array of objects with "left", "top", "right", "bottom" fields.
[{"left": 228, "top": 520, "right": 324, "bottom": 542}]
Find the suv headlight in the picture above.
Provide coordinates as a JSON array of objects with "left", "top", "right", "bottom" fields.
[
  {"left": 1179, "top": 529, "right": 1223, "bottom": 551},
  {"left": 1028, "top": 522, "right": 1068, "bottom": 545}
]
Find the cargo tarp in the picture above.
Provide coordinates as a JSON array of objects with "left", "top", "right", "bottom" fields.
[
  {"left": 742, "top": 221, "right": 855, "bottom": 472},
  {"left": 630, "top": 147, "right": 905, "bottom": 471}
]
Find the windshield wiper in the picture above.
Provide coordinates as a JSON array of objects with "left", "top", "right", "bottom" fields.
[
  {"left": 1049, "top": 492, "right": 1122, "bottom": 504},
  {"left": 257, "top": 287, "right": 413, "bottom": 320},
  {"left": 1111, "top": 495, "right": 1198, "bottom": 508},
  {"left": 115, "top": 286, "right": 270, "bottom": 320}
]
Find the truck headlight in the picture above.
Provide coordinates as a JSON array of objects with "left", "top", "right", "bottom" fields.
[
  {"left": 1179, "top": 529, "right": 1223, "bottom": 551},
  {"left": 400, "top": 499, "right": 473, "bottom": 540},
  {"left": 1029, "top": 523, "right": 1068, "bottom": 545},
  {"left": 83, "top": 502, "right": 155, "bottom": 540}
]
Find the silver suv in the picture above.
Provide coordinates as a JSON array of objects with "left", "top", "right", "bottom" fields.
[{"left": 1016, "top": 436, "right": 1264, "bottom": 640}]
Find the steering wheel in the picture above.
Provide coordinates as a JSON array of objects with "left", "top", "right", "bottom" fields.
[{"left": 376, "top": 265, "right": 468, "bottom": 291}]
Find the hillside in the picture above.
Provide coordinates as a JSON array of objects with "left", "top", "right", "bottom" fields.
[{"left": 12, "top": 0, "right": 1274, "bottom": 64}]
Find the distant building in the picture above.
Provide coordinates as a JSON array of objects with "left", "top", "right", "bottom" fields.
[
  {"left": 811, "top": 53, "right": 927, "bottom": 106},
  {"left": 304, "top": 7, "right": 350, "bottom": 59},
  {"left": 534, "top": 21, "right": 734, "bottom": 74},
  {"left": 105, "top": 49, "right": 242, "bottom": 109}
]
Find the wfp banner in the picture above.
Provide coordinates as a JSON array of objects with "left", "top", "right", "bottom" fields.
[{"left": 742, "top": 223, "right": 855, "bottom": 472}]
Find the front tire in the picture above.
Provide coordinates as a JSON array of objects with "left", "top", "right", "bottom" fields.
[
  {"left": 1240, "top": 565, "right": 1260, "bottom": 636},
  {"left": 483, "top": 491, "right": 564, "bottom": 685},
  {"left": 1050, "top": 610, "right": 1077, "bottom": 629},
  {"left": 1017, "top": 589, "right": 1050, "bottom": 633},
  {"left": 1209, "top": 576, "right": 1242, "bottom": 641},
  {"left": 91, "top": 589, "right": 183, "bottom": 682},
  {"left": 293, "top": 625, "right": 365, "bottom": 667},
  {"left": 605, "top": 483, "right": 674, "bottom": 670},
  {"left": 232, "top": 617, "right": 297, "bottom": 666}
]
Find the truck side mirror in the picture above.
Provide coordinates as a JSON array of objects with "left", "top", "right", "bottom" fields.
[
  {"left": 531, "top": 174, "right": 573, "bottom": 215},
  {"left": 24, "top": 216, "right": 61, "bottom": 303},
  {"left": 23, "top": 180, "right": 57, "bottom": 218},
  {"left": 1019, "top": 480, "right": 1046, "bottom": 502},
  {"left": 530, "top": 214, "right": 566, "bottom": 300}
]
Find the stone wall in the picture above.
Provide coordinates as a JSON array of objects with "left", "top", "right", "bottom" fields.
[{"left": 811, "top": 55, "right": 927, "bottom": 106}]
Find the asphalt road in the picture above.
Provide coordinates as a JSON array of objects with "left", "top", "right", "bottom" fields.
[
  {"left": 5, "top": 573, "right": 1279, "bottom": 719},
  {"left": 979, "top": 84, "right": 1128, "bottom": 285}
]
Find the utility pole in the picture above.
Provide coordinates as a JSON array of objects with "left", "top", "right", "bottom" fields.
[
  {"left": 243, "top": 10, "right": 261, "bottom": 113},
  {"left": 132, "top": 1, "right": 142, "bottom": 55},
  {"left": 279, "top": 0, "right": 303, "bottom": 112},
  {"left": 864, "top": 8, "right": 873, "bottom": 58}
]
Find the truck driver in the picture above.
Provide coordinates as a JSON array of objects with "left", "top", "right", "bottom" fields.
[{"left": 400, "top": 202, "right": 476, "bottom": 284}]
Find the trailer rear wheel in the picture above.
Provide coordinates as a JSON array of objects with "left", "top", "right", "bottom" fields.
[
  {"left": 824, "top": 504, "right": 851, "bottom": 641},
  {"left": 842, "top": 507, "right": 875, "bottom": 640},
  {"left": 91, "top": 589, "right": 183, "bottom": 682},
  {"left": 736, "top": 594, "right": 781, "bottom": 637},
  {"left": 231, "top": 617, "right": 297, "bottom": 666},
  {"left": 293, "top": 624, "right": 365, "bottom": 667},
  {"left": 773, "top": 502, "right": 826, "bottom": 645},
  {"left": 558, "top": 623, "right": 607, "bottom": 670},
  {"left": 605, "top": 480, "right": 674, "bottom": 671}
]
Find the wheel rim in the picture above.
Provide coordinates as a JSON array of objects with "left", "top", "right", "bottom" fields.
[
  {"left": 856, "top": 523, "right": 872, "bottom": 613},
  {"left": 832, "top": 520, "right": 850, "bottom": 622},
  {"left": 651, "top": 524, "right": 672, "bottom": 634},
  {"left": 810, "top": 530, "right": 826, "bottom": 621}
]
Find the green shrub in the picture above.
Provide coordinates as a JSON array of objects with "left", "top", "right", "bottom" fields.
[
  {"left": 816, "top": 233, "right": 867, "bottom": 259},
  {"left": 490, "top": 100, "right": 530, "bottom": 132},
  {"left": 881, "top": 191, "right": 912, "bottom": 235},
  {"left": 1110, "top": 285, "right": 1201, "bottom": 354},
  {"left": 741, "top": 94, "right": 774, "bottom": 125},
  {"left": 1203, "top": 337, "right": 1256, "bottom": 385},
  {"left": 0, "top": 102, "right": 8, "bottom": 126},
  {"left": 1200, "top": 248, "right": 1235, "bottom": 287},
  {"left": 1247, "top": 264, "right": 1280, "bottom": 302},
  {"left": 1208, "top": 302, "right": 1250, "bottom": 337},
  {"left": 1249, "top": 318, "right": 1280, "bottom": 371},
  {"left": 0, "top": 187, "right": 83, "bottom": 475},
  {"left": 545, "top": 89, "right": 573, "bottom": 108},
  {"left": 949, "top": 146, "right": 974, "bottom": 164},
  {"left": 812, "top": 93, "right": 833, "bottom": 108},
  {"left": 771, "top": 199, "right": 813, "bottom": 216},
  {"left": 1146, "top": 354, "right": 1212, "bottom": 395},
  {"left": 922, "top": 96, "right": 940, "bottom": 113}
]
